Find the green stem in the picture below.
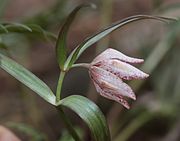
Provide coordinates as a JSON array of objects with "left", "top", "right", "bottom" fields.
[
  {"left": 57, "top": 107, "right": 82, "bottom": 141},
  {"left": 56, "top": 71, "right": 66, "bottom": 102},
  {"left": 113, "top": 112, "right": 154, "bottom": 141},
  {"left": 56, "top": 71, "right": 82, "bottom": 141},
  {"left": 72, "top": 63, "right": 90, "bottom": 69}
]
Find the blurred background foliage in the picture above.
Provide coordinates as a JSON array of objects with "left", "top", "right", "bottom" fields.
[{"left": 0, "top": 0, "right": 180, "bottom": 141}]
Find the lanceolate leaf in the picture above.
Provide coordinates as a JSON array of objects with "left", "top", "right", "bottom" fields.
[
  {"left": 64, "top": 15, "right": 176, "bottom": 70},
  {"left": 26, "top": 24, "right": 57, "bottom": 41},
  {"left": 4, "top": 23, "right": 33, "bottom": 32},
  {"left": 0, "top": 24, "right": 8, "bottom": 33},
  {"left": 56, "top": 4, "right": 95, "bottom": 69},
  {"left": 0, "top": 23, "right": 57, "bottom": 41},
  {"left": 58, "top": 95, "right": 111, "bottom": 141},
  {"left": 0, "top": 53, "right": 56, "bottom": 105}
]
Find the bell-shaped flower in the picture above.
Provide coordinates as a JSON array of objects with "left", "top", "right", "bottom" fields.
[{"left": 89, "top": 48, "right": 149, "bottom": 109}]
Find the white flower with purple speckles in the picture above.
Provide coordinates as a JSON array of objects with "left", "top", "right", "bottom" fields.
[{"left": 89, "top": 48, "right": 149, "bottom": 109}]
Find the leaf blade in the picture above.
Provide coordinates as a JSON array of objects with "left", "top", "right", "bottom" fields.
[
  {"left": 4, "top": 23, "right": 33, "bottom": 32},
  {"left": 58, "top": 95, "right": 111, "bottom": 141},
  {"left": 0, "top": 24, "right": 8, "bottom": 33},
  {"left": 56, "top": 4, "right": 95, "bottom": 69},
  {"left": 0, "top": 22, "right": 57, "bottom": 41},
  {"left": 0, "top": 53, "right": 56, "bottom": 105},
  {"left": 64, "top": 15, "right": 176, "bottom": 70}
]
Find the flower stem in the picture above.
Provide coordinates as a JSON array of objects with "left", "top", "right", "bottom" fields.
[
  {"left": 56, "top": 71, "right": 66, "bottom": 102},
  {"left": 72, "top": 63, "right": 90, "bottom": 69},
  {"left": 56, "top": 71, "right": 82, "bottom": 141},
  {"left": 57, "top": 107, "right": 82, "bottom": 141}
]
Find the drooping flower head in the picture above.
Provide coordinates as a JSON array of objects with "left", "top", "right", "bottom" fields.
[{"left": 89, "top": 48, "right": 149, "bottom": 109}]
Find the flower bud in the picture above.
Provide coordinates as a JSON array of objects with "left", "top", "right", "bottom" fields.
[{"left": 89, "top": 48, "right": 149, "bottom": 109}]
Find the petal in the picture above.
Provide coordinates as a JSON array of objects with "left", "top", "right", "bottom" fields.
[
  {"left": 89, "top": 66, "right": 136, "bottom": 100},
  {"left": 95, "top": 59, "right": 149, "bottom": 80},
  {"left": 92, "top": 48, "right": 144, "bottom": 65},
  {"left": 92, "top": 80, "right": 130, "bottom": 109}
]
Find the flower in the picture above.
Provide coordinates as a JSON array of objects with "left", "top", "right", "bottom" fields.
[{"left": 89, "top": 48, "right": 149, "bottom": 109}]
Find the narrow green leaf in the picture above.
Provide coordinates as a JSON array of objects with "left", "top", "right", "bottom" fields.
[
  {"left": 4, "top": 23, "right": 33, "bottom": 32},
  {"left": 0, "top": 22, "right": 57, "bottom": 41},
  {"left": 0, "top": 24, "right": 8, "bottom": 33},
  {"left": 0, "top": 53, "right": 56, "bottom": 105},
  {"left": 64, "top": 15, "right": 176, "bottom": 70},
  {"left": 56, "top": 4, "right": 95, "bottom": 69},
  {"left": 57, "top": 95, "right": 111, "bottom": 141},
  {"left": 26, "top": 24, "right": 57, "bottom": 41}
]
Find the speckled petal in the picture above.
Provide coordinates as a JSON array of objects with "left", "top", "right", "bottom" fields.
[
  {"left": 92, "top": 48, "right": 144, "bottom": 65},
  {"left": 89, "top": 66, "right": 136, "bottom": 100},
  {"left": 95, "top": 59, "right": 149, "bottom": 80},
  {"left": 92, "top": 80, "right": 130, "bottom": 109}
]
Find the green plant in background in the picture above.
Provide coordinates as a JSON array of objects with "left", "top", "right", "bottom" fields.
[{"left": 0, "top": 3, "right": 177, "bottom": 141}]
